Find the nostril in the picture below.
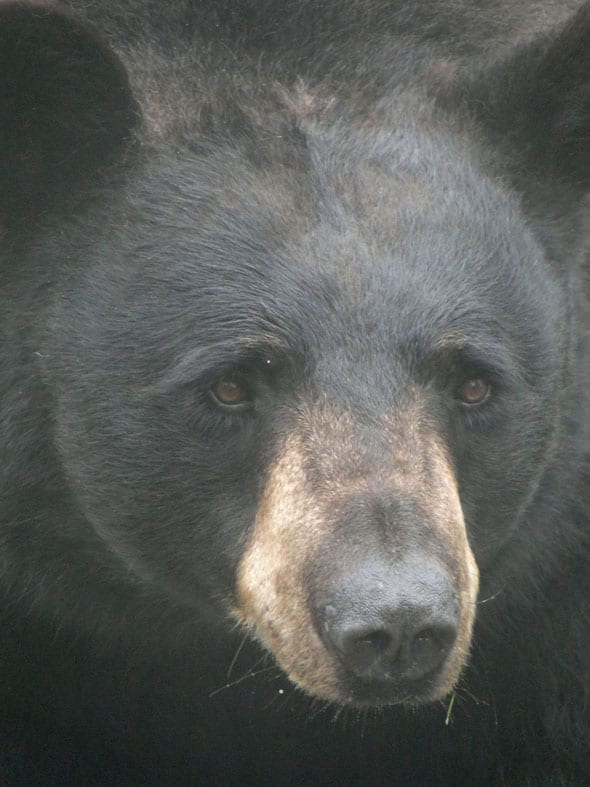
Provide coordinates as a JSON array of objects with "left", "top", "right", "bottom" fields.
[
  {"left": 407, "top": 624, "right": 457, "bottom": 677},
  {"left": 416, "top": 624, "right": 456, "bottom": 647},
  {"left": 328, "top": 622, "right": 400, "bottom": 676},
  {"left": 350, "top": 628, "right": 393, "bottom": 664},
  {"left": 357, "top": 629, "right": 391, "bottom": 651}
]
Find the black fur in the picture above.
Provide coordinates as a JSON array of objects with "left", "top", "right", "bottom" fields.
[{"left": 0, "top": 1, "right": 589, "bottom": 784}]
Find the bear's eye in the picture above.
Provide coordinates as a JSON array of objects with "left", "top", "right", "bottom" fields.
[
  {"left": 209, "top": 377, "right": 253, "bottom": 411},
  {"left": 456, "top": 377, "right": 490, "bottom": 406}
]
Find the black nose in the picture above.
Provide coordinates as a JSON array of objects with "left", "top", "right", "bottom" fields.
[{"left": 317, "top": 560, "right": 459, "bottom": 686}]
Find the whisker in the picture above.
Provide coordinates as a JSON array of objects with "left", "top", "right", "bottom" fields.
[
  {"left": 477, "top": 585, "right": 506, "bottom": 605},
  {"left": 208, "top": 663, "right": 278, "bottom": 698},
  {"left": 227, "top": 632, "right": 249, "bottom": 679}
]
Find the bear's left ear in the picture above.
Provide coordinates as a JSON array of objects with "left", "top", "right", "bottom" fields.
[{"left": 466, "top": 3, "right": 590, "bottom": 205}]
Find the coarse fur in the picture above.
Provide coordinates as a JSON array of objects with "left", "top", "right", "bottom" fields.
[{"left": 0, "top": 0, "right": 589, "bottom": 784}]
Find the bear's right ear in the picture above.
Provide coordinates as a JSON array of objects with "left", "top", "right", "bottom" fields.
[
  {"left": 0, "top": 2, "right": 139, "bottom": 224},
  {"left": 464, "top": 3, "right": 590, "bottom": 208}
]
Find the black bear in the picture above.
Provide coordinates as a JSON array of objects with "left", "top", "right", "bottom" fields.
[{"left": 1, "top": 0, "right": 589, "bottom": 784}]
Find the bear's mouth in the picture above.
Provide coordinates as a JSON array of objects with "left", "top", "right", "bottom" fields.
[
  {"left": 233, "top": 416, "right": 479, "bottom": 708},
  {"left": 235, "top": 558, "right": 473, "bottom": 708},
  {"left": 330, "top": 672, "right": 447, "bottom": 708}
]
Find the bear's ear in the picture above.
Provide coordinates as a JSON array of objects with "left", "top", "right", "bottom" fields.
[
  {"left": 467, "top": 3, "right": 590, "bottom": 204},
  {"left": 0, "top": 2, "right": 139, "bottom": 223}
]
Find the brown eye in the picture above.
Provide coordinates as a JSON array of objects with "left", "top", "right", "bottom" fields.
[
  {"left": 457, "top": 377, "right": 490, "bottom": 406},
  {"left": 210, "top": 378, "right": 252, "bottom": 410}
]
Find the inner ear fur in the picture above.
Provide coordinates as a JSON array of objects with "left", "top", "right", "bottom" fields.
[{"left": 0, "top": 1, "right": 139, "bottom": 222}]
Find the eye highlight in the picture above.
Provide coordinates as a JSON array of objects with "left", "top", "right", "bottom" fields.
[
  {"left": 209, "top": 377, "right": 253, "bottom": 410},
  {"left": 456, "top": 377, "right": 491, "bottom": 406}
]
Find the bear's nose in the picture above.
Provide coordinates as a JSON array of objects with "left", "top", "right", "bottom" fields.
[{"left": 316, "top": 559, "right": 459, "bottom": 687}]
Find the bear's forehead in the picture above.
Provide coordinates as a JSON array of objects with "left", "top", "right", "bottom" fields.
[
  {"left": 135, "top": 109, "right": 536, "bottom": 289},
  {"left": 112, "top": 135, "right": 558, "bottom": 375}
]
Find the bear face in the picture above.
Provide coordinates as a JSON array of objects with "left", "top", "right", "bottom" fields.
[
  {"left": 0, "top": 0, "right": 589, "bottom": 781},
  {"left": 29, "top": 88, "right": 575, "bottom": 706},
  {"left": 40, "top": 114, "right": 568, "bottom": 712}
]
